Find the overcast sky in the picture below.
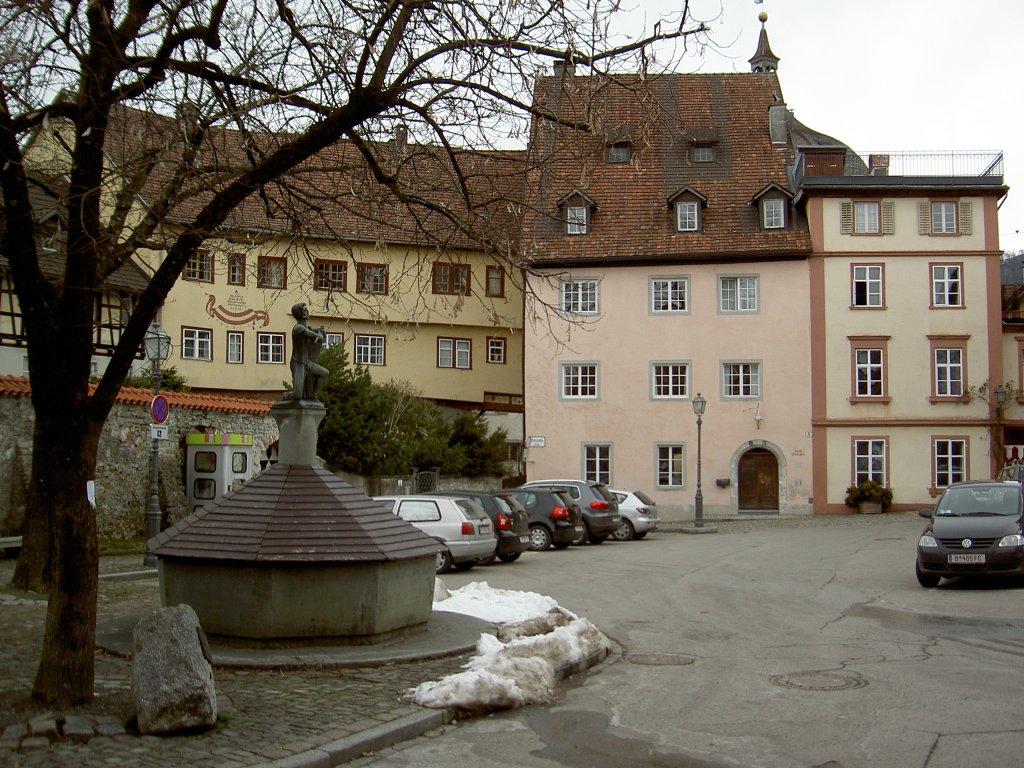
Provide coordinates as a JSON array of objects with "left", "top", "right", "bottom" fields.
[{"left": 631, "top": 0, "right": 1022, "bottom": 253}]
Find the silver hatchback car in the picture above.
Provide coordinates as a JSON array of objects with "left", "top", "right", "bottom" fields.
[
  {"left": 608, "top": 488, "right": 659, "bottom": 540},
  {"left": 373, "top": 495, "right": 495, "bottom": 574}
]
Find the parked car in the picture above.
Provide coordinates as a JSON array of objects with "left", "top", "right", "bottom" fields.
[
  {"left": 915, "top": 480, "right": 1024, "bottom": 587},
  {"left": 500, "top": 488, "right": 584, "bottom": 551},
  {"left": 520, "top": 479, "right": 621, "bottom": 544},
  {"left": 373, "top": 495, "right": 495, "bottom": 574},
  {"left": 608, "top": 488, "right": 659, "bottom": 541},
  {"left": 427, "top": 490, "right": 530, "bottom": 564}
]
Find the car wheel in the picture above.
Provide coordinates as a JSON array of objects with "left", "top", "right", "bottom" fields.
[
  {"left": 528, "top": 524, "right": 553, "bottom": 551},
  {"left": 453, "top": 561, "right": 475, "bottom": 571},
  {"left": 474, "top": 553, "right": 497, "bottom": 566},
  {"left": 436, "top": 547, "right": 453, "bottom": 574},
  {"left": 634, "top": 531, "right": 648, "bottom": 540},
  {"left": 497, "top": 552, "right": 521, "bottom": 563},
  {"left": 915, "top": 561, "right": 940, "bottom": 588},
  {"left": 612, "top": 519, "right": 635, "bottom": 541},
  {"left": 571, "top": 522, "right": 590, "bottom": 546}
]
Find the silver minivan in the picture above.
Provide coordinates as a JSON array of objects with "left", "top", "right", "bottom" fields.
[{"left": 373, "top": 495, "right": 496, "bottom": 574}]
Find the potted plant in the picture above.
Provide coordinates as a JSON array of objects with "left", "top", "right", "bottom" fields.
[{"left": 844, "top": 480, "right": 893, "bottom": 514}]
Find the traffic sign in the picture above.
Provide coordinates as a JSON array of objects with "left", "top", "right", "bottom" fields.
[
  {"left": 150, "top": 424, "right": 169, "bottom": 440},
  {"left": 151, "top": 394, "right": 170, "bottom": 424}
]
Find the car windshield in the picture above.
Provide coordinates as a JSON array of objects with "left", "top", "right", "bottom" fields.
[
  {"left": 937, "top": 486, "right": 1020, "bottom": 516},
  {"left": 633, "top": 490, "right": 656, "bottom": 505},
  {"left": 592, "top": 484, "right": 616, "bottom": 502}
]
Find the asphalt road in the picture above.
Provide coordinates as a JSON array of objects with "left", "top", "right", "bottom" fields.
[{"left": 349, "top": 514, "right": 1024, "bottom": 768}]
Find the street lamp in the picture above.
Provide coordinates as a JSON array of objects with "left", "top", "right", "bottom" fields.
[
  {"left": 692, "top": 392, "right": 706, "bottom": 528},
  {"left": 143, "top": 320, "right": 171, "bottom": 566}
]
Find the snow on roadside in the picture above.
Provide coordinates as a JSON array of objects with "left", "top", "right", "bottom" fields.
[{"left": 411, "top": 581, "right": 610, "bottom": 713}]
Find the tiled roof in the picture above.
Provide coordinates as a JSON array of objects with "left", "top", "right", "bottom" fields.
[
  {"left": 523, "top": 72, "right": 814, "bottom": 264},
  {"left": 103, "top": 105, "right": 528, "bottom": 255},
  {"left": 0, "top": 376, "right": 271, "bottom": 415},
  {"left": 151, "top": 464, "right": 441, "bottom": 563}
]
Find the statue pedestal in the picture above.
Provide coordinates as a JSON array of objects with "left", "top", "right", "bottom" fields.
[{"left": 270, "top": 400, "right": 326, "bottom": 466}]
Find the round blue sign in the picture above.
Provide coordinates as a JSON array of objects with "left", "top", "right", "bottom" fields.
[{"left": 151, "top": 395, "right": 170, "bottom": 424}]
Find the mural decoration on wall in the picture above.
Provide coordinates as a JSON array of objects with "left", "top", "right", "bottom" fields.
[{"left": 206, "top": 294, "right": 271, "bottom": 327}]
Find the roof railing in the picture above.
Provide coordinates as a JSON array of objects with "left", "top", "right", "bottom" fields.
[{"left": 796, "top": 149, "right": 1004, "bottom": 179}]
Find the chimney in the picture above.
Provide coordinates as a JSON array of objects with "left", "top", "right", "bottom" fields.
[
  {"left": 868, "top": 154, "right": 890, "bottom": 176},
  {"left": 393, "top": 125, "right": 408, "bottom": 160},
  {"left": 552, "top": 59, "right": 575, "bottom": 78}
]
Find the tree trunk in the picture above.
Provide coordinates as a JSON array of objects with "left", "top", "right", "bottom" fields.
[{"left": 28, "top": 409, "right": 102, "bottom": 708}]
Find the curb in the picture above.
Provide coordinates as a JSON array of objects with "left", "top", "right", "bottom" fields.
[{"left": 260, "top": 709, "right": 457, "bottom": 768}]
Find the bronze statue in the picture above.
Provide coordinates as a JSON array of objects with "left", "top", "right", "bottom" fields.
[{"left": 287, "top": 302, "right": 328, "bottom": 401}]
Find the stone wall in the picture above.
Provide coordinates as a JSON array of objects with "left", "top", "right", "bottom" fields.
[{"left": 0, "top": 392, "right": 278, "bottom": 540}]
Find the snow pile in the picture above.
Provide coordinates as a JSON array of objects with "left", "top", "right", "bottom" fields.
[{"left": 412, "top": 582, "right": 610, "bottom": 714}]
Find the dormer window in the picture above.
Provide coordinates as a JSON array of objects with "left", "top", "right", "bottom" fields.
[
  {"left": 751, "top": 183, "right": 793, "bottom": 231},
  {"left": 762, "top": 199, "right": 785, "bottom": 229},
  {"left": 692, "top": 145, "right": 715, "bottom": 163},
  {"left": 557, "top": 189, "right": 599, "bottom": 237},
  {"left": 667, "top": 186, "right": 707, "bottom": 234},
  {"left": 606, "top": 141, "right": 631, "bottom": 164},
  {"left": 567, "top": 205, "right": 589, "bottom": 235},
  {"left": 676, "top": 202, "right": 699, "bottom": 232}
]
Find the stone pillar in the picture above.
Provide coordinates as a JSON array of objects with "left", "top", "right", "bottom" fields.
[{"left": 270, "top": 400, "right": 326, "bottom": 466}]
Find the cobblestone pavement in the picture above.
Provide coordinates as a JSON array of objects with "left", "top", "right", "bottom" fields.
[{"left": 0, "top": 512, "right": 920, "bottom": 766}]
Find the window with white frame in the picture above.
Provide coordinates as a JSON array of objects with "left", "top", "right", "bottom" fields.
[
  {"left": 854, "top": 202, "right": 880, "bottom": 234},
  {"left": 934, "top": 347, "right": 964, "bottom": 397},
  {"left": 226, "top": 331, "right": 243, "bottom": 364},
  {"left": 606, "top": 142, "right": 630, "bottom": 164},
  {"left": 325, "top": 332, "right": 343, "bottom": 348},
  {"left": 566, "top": 205, "right": 589, "bottom": 235},
  {"left": 487, "top": 337, "right": 506, "bottom": 364},
  {"left": 652, "top": 363, "right": 688, "bottom": 398},
  {"left": 438, "top": 337, "right": 471, "bottom": 369},
  {"left": 692, "top": 145, "right": 714, "bottom": 163},
  {"left": 355, "top": 334, "right": 385, "bottom": 365},
  {"left": 584, "top": 444, "right": 611, "bottom": 484},
  {"left": 853, "top": 438, "right": 887, "bottom": 485},
  {"left": 651, "top": 277, "right": 688, "bottom": 313},
  {"left": 356, "top": 264, "right": 388, "bottom": 294},
  {"left": 932, "top": 264, "right": 962, "bottom": 307},
  {"left": 561, "top": 363, "right": 597, "bottom": 399},
  {"left": 855, "top": 348, "right": 884, "bottom": 397},
  {"left": 657, "top": 445, "right": 684, "bottom": 487},
  {"left": 934, "top": 438, "right": 966, "bottom": 488},
  {"left": 723, "top": 362, "right": 760, "bottom": 398},
  {"left": 184, "top": 250, "right": 213, "bottom": 282},
  {"left": 719, "top": 276, "right": 758, "bottom": 312},
  {"left": 676, "top": 201, "right": 699, "bottom": 232},
  {"left": 762, "top": 198, "right": 785, "bottom": 229},
  {"left": 931, "top": 201, "right": 957, "bottom": 233},
  {"left": 227, "top": 253, "right": 245, "bottom": 286},
  {"left": 852, "top": 264, "right": 884, "bottom": 307},
  {"left": 182, "top": 327, "right": 212, "bottom": 360},
  {"left": 561, "top": 279, "right": 599, "bottom": 314},
  {"left": 257, "top": 332, "right": 285, "bottom": 364}
]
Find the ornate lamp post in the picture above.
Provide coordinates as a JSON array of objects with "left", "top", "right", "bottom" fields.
[
  {"left": 692, "top": 392, "right": 706, "bottom": 528},
  {"left": 143, "top": 320, "right": 171, "bottom": 566}
]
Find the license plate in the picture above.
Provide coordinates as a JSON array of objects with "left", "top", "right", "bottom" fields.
[
  {"left": 479, "top": 524, "right": 491, "bottom": 535},
  {"left": 948, "top": 553, "right": 985, "bottom": 564},
  {"left": 574, "top": 525, "right": 584, "bottom": 533},
  {"left": 520, "top": 535, "right": 530, "bottom": 544}
]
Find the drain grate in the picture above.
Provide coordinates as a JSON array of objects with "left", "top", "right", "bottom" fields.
[
  {"left": 626, "top": 653, "right": 695, "bottom": 666},
  {"left": 769, "top": 670, "right": 866, "bottom": 691}
]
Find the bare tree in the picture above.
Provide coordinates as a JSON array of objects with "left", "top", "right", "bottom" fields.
[{"left": 0, "top": 0, "right": 707, "bottom": 706}]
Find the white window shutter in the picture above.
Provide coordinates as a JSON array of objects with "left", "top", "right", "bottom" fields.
[
  {"left": 918, "top": 202, "right": 930, "bottom": 235},
  {"left": 959, "top": 201, "right": 972, "bottom": 235},
  {"left": 881, "top": 202, "right": 895, "bottom": 234},
  {"left": 840, "top": 201, "right": 853, "bottom": 234}
]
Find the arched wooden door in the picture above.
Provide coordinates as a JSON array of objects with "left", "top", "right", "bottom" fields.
[{"left": 738, "top": 448, "right": 779, "bottom": 512}]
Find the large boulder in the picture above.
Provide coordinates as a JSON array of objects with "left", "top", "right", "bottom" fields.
[{"left": 130, "top": 604, "right": 217, "bottom": 735}]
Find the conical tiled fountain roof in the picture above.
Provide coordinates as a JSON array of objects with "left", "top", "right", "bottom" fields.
[{"left": 151, "top": 464, "right": 440, "bottom": 563}]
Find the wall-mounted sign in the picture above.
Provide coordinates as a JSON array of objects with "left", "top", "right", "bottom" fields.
[{"left": 526, "top": 436, "right": 546, "bottom": 448}]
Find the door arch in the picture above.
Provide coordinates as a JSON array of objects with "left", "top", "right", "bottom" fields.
[{"left": 738, "top": 448, "right": 779, "bottom": 512}]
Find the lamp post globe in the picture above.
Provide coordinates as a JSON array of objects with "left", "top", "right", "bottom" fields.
[{"left": 144, "top": 320, "right": 171, "bottom": 566}]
